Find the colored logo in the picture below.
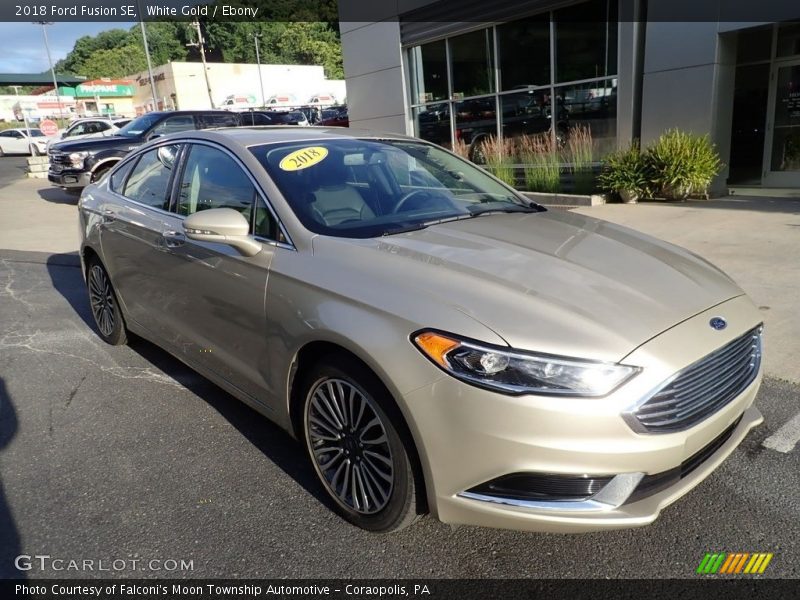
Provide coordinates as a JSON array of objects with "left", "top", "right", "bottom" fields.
[
  {"left": 697, "top": 552, "right": 774, "bottom": 574},
  {"left": 709, "top": 316, "right": 727, "bottom": 330}
]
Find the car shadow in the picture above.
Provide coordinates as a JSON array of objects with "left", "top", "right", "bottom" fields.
[
  {"left": 46, "top": 253, "right": 94, "bottom": 330},
  {"left": 37, "top": 187, "right": 80, "bottom": 205},
  {"left": 0, "top": 378, "right": 24, "bottom": 579},
  {"left": 44, "top": 252, "right": 335, "bottom": 514}
]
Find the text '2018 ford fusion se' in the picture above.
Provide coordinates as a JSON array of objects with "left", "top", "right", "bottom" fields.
[{"left": 78, "top": 126, "right": 763, "bottom": 533}]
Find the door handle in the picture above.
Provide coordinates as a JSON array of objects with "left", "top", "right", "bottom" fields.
[
  {"left": 101, "top": 209, "right": 116, "bottom": 223},
  {"left": 163, "top": 230, "right": 185, "bottom": 247}
]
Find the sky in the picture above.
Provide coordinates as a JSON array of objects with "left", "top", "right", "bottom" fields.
[{"left": 0, "top": 22, "right": 124, "bottom": 74}]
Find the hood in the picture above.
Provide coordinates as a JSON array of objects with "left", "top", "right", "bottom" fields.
[
  {"left": 49, "top": 134, "right": 139, "bottom": 153},
  {"left": 315, "top": 210, "right": 743, "bottom": 362}
]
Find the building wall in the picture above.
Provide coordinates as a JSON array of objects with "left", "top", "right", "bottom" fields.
[
  {"left": 127, "top": 62, "right": 344, "bottom": 113},
  {"left": 340, "top": 21, "right": 408, "bottom": 132}
]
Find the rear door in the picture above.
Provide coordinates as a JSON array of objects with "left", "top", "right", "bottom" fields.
[{"left": 98, "top": 143, "right": 185, "bottom": 334}]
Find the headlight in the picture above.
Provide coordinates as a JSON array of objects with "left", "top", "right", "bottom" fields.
[
  {"left": 412, "top": 331, "right": 640, "bottom": 397},
  {"left": 68, "top": 151, "right": 89, "bottom": 169}
]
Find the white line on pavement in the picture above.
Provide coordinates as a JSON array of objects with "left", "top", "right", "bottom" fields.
[{"left": 762, "top": 412, "right": 800, "bottom": 453}]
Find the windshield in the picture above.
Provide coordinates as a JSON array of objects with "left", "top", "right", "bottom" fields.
[
  {"left": 249, "top": 138, "right": 542, "bottom": 238},
  {"left": 116, "top": 113, "right": 162, "bottom": 137}
]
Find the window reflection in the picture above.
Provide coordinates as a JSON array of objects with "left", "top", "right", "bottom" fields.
[
  {"left": 449, "top": 29, "right": 495, "bottom": 98},
  {"left": 409, "top": 40, "right": 448, "bottom": 103},
  {"left": 498, "top": 16, "right": 550, "bottom": 90}
]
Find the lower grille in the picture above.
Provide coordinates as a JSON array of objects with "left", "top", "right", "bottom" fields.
[
  {"left": 630, "top": 325, "right": 762, "bottom": 433},
  {"left": 626, "top": 414, "right": 742, "bottom": 504},
  {"left": 465, "top": 473, "right": 614, "bottom": 502}
]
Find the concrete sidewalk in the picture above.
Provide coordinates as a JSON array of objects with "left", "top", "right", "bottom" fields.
[
  {"left": 0, "top": 178, "right": 80, "bottom": 254},
  {"left": 573, "top": 198, "right": 800, "bottom": 383},
  {"left": 1, "top": 176, "right": 797, "bottom": 381}
]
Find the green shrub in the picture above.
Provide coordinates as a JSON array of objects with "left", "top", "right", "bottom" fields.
[
  {"left": 517, "top": 134, "right": 561, "bottom": 193},
  {"left": 565, "top": 125, "right": 594, "bottom": 194},
  {"left": 646, "top": 129, "right": 722, "bottom": 200},
  {"left": 598, "top": 141, "right": 651, "bottom": 199},
  {"left": 480, "top": 135, "right": 517, "bottom": 187}
]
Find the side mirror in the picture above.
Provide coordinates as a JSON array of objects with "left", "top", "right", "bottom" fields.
[{"left": 183, "top": 208, "right": 262, "bottom": 257}]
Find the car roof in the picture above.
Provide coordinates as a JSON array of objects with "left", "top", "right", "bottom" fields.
[{"left": 178, "top": 126, "right": 417, "bottom": 147}]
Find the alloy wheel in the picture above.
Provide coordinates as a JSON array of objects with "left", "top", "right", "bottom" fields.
[
  {"left": 88, "top": 264, "right": 116, "bottom": 337},
  {"left": 306, "top": 378, "right": 394, "bottom": 515}
]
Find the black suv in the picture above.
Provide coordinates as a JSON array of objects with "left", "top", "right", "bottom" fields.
[{"left": 48, "top": 110, "right": 241, "bottom": 190}]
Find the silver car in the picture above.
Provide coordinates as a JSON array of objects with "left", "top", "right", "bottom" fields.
[{"left": 78, "top": 127, "right": 763, "bottom": 533}]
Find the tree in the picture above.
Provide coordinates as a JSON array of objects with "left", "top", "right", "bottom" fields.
[{"left": 79, "top": 45, "right": 148, "bottom": 79}]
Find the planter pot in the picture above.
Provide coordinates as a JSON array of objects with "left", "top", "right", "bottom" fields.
[{"left": 619, "top": 189, "right": 639, "bottom": 204}]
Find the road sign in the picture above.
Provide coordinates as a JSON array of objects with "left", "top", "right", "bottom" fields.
[{"left": 40, "top": 119, "right": 59, "bottom": 137}]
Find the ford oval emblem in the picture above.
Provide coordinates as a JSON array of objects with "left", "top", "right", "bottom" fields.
[{"left": 709, "top": 317, "right": 727, "bottom": 331}]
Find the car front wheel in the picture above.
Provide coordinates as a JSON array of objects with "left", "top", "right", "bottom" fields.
[
  {"left": 302, "top": 356, "right": 419, "bottom": 532},
  {"left": 86, "top": 257, "right": 128, "bottom": 345}
]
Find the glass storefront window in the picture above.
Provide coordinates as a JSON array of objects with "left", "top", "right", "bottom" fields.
[
  {"left": 454, "top": 97, "right": 497, "bottom": 148},
  {"left": 497, "top": 15, "right": 550, "bottom": 90},
  {"left": 414, "top": 103, "right": 452, "bottom": 148},
  {"left": 736, "top": 26, "right": 772, "bottom": 64},
  {"left": 770, "top": 63, "right": 800, "bottom": 172},
  {"left": 554, "top": 0, "right": 617, "bottom": 83},
  {"left": 500, "top": 90, "right": 554, "bottom": 143},
  {"left": 556, "top": 78, "right": 617, "bottom": 156},
  {"left": 409, "top": 40, "right": 448, "bottom": 104},
  {"left": 449, "top": 29, "right": 495, "bottom": 98},
  {"left": 777, "top": 23, "right": 800, "bottom": 58}
]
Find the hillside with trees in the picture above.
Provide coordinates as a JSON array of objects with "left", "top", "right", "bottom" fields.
[{"left": 53, "top": 18, "right": 343, "bottom": 81}]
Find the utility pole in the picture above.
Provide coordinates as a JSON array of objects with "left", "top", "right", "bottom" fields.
[
  {"left": 36, "top": 22, "right": 66, "bottom": 123},
  {"left": 253, "top": 33, "right": 266, "bottom": 108},
  {"left": 187, "top": 21, "right": 214, "bottom": 108},
  {"left": 11, "top": 85, "right": 31, "bottom": 138},
  {"left": 136, "top": 3, "right": 160, "bottom": 112}
]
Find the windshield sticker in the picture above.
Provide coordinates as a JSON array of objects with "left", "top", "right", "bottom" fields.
[{"left": 279, "top": 146, "right": 329, "bottom": 171}]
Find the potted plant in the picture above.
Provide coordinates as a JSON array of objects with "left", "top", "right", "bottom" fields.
[
  {"left": 598, "top": 142, "right": 649, "bottom": 203},
  {"left": 646, "top": 129, "right": 722, "bottom": 200}
]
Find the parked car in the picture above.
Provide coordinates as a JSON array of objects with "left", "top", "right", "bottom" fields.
[
  {"left": 0, "top": 127, "right": 49, "bottom": 156},
  {"left": 45, "top": 118, "right": 129, "bottom": 152},
  {"left": 318, "top": 106, "right": 348, "bottom": 127},
  {"left": 78, "top": 127, "right": 764, "bottom": 534},
  {"left": 48, "top": 110, "right": 240, "bottom": 190},
  {"left": 238, "top": 110, "right": 309, "bottom": 127}
]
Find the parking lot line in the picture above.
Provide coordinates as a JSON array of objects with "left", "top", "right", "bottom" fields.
[{"left": 762, "top": 411, "right": 800, "bottom": 453}]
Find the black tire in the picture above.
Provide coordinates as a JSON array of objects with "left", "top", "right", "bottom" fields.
[
  {"left": 90, "top": 164, "right": 113, "bottom": 183},
  {"left": 30, "top": 145, "right": 42, "bottom": 157},
  {"left": 0, "top": 146, "right": 5, "bottom": 157},
  {"left": 86, "top": 257, "right": 128, "bottom": 346},
  {"left": 301, "top": 355, "right": 419, "bottom": 532}
]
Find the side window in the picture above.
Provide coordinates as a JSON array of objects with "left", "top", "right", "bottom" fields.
[
  {"left": 253, "top": 197, "right": 280, "bottom": 241},
  {"left": 109, "top": 159, "right": 136, "bottom": 194},
  {"left": 9, "top": 131, "right": 23, "bottom": 139},
  {"left": 150, "top": 115, "right": 196, "bottom": 137},
  {"left": 177, "top": 144, "right": 254, "bottom": 217},
  {"left": 123, "top": 144, "right": 181, "bottom": 209},
  {"left": 200, "top": 113, "right": 240, "bottom": 129}
]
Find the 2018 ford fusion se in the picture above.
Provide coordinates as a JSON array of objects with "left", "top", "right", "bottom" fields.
[{"left": 77, "top": 127, "right": 763, "bottom": 533}]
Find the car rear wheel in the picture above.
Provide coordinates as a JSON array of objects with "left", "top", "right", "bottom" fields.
[
  {"left": 86, "top": 257, "right": 128, "bottom": 346},
  {"left": 301, "top": 356, "right": 419, "bottom": 532}
]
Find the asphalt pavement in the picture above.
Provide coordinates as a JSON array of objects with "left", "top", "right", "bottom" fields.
[{"left": 0, "top": 164, "right": 798, "bottom": 580}]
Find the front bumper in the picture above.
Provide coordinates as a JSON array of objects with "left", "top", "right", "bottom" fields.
[
  {"left": 48, "top": 169, "right": 91, "bottom": 188},
  {"left": 401, "top": 295, "right": 764, "bottom": 532}
]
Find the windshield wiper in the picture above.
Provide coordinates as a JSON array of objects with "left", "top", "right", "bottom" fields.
[
  {"left": 467, "top": 204, "right": 540, "bottom": 217},
  {"left": 381, "top": 213, "right": 474, "bottom": 236}
]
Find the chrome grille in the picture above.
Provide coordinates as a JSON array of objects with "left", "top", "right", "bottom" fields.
[
  {"left": 630, "top": 325, "right": 762, "bottom": 433},
  {"left": 48, "top": 150, "right": 69, "bottom": 172}
]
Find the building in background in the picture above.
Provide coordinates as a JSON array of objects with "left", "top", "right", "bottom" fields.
[
  {"left": 126, "top": 61, "right": 346, "bottom": 114},
  {"left": 59, "top": 79, "right": 136, "bottom": 118},
  {"left": 339, "top": 0, "right": 800, "bottom": 193}
]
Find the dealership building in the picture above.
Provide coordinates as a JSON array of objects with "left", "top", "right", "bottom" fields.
[{"left": 339, "top": 0, "right": 800, "bottom": 193}]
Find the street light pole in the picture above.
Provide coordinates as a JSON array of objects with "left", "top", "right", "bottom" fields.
[
  {"left": 37, "top": 21, "right": 66, "bottom": 123},
  {"left": 187, "top": 21, "right": 214, "bottom": 108},
  {"left": 254, "top": 33, "right": 266, "bottom": 108},
  {"left": 137, "top": 12, "right": 160, "bottom": 111}
]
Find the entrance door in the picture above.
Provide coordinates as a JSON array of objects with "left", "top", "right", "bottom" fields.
[{"left": 764, "top": 59, "right": 800, "bottom": 186}]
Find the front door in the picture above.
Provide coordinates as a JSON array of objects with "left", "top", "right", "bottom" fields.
[{"left": 763, "top": 59, "right": 800, "bottom": 187}]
